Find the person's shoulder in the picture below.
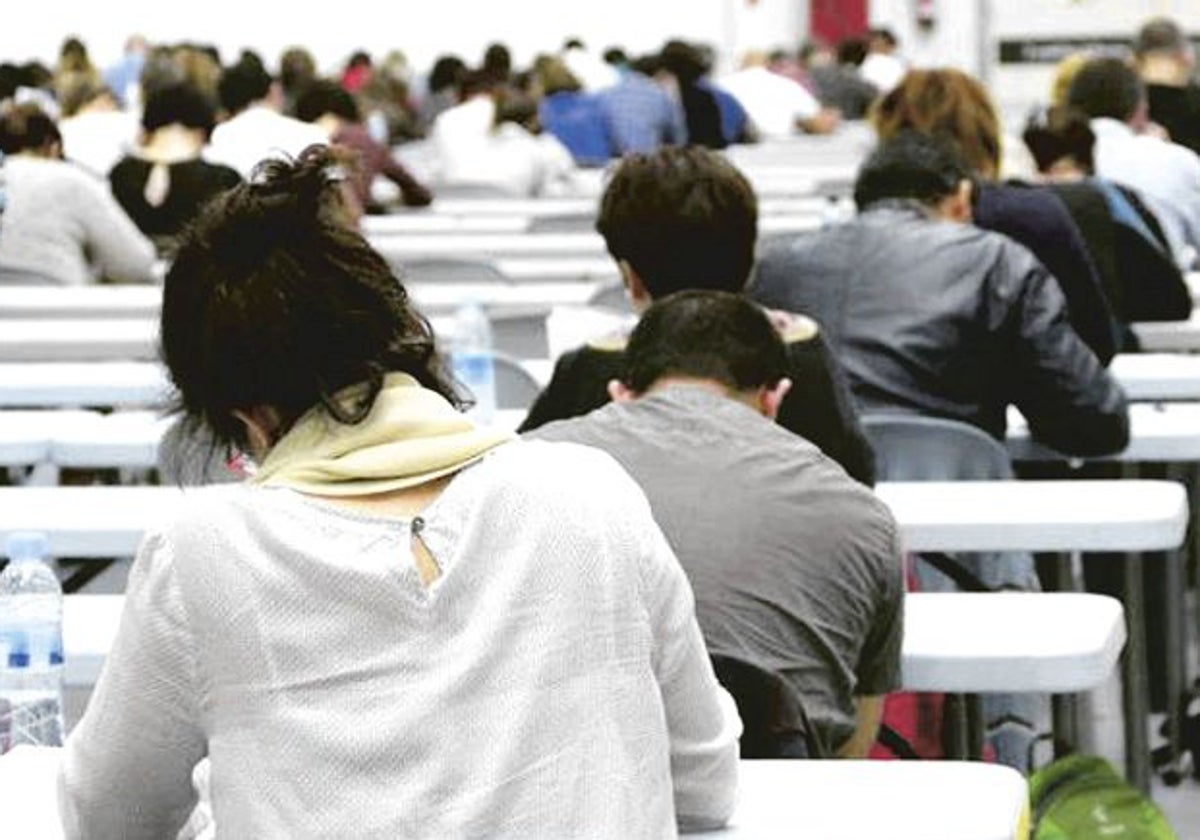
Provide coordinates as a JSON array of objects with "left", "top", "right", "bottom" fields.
[{"left": 473, "top": 437, "right": 642, "bottom": 509}]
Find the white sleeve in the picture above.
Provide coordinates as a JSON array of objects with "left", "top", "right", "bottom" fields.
[
  {"left": 59, "top": 530, "right": 206, "bottom": 839},
  {"left": 636, "top": 508, "right": 742, "bottom": 832}
]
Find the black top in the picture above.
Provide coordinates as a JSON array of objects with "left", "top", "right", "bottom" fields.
[
  {"left": 109, "top": 156, "right": 242, "bottom": 246},
  {"left": 1046, "top": 180, "right": 1190, "bottom": 334},
  {"left": 680, "top": 84, "right": 727, "bottom": 149},
  {"left": 975, "top": 182, "right": 1119, "bottom": 365},
  {"left": 519, "top": 328, "right": 877, "bottom": 486},
  {"left": 1147, "top": 83, "right": 1200, "bottom": 156}
]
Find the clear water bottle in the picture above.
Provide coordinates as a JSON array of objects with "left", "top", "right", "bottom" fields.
[
  {"left": 451, "top": 302, "right": 497, "bottom": 424},
  {"left": 0, "top": 532, "right": 64, "bottom": 753}
]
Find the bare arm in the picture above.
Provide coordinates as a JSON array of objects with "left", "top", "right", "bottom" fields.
[{"left": 837, "top": 695, "right": 885, "bottom": 758}]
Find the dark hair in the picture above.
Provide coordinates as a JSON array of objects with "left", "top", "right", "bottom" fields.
[
  {"left": 836, "top": 37, "right": 869, "bottom": 67},
  {"left": 218, "top": 56, "right": 272, "bottom": 114},
  {"left": 142, "top": 83, "right": 218, "bottom": 134},
  {"left": 482, "top": 43, "right": 512, "bottom": 79},
  {"left": 869, "top": 28, "right": 898, "bottom": 49},
  {"left": 1022, "top": 105, "right": 1096, "bottom": 174},
  {"left": 428, "top": 55, "right": 467, "bottom": 94},
  {"left": 161, "top": 145, "right": 459, "bottom": 451},
  {"left": 621, "top": 290, "right": 788, "bottom": 394},
  {"left": 853, "top": 130, "right": 974, "bottom": 210},
  {"left": 629, "top": 53, "right": 663, "bottom": 77},
  {"left": 295, "top": 80, "right": 361, "bottom": 123},
  {"left": 278, "top": 47, "right": 317, "bottom": 95},
  {"left": 660, "top": 40, "right": 707, "bottom": 85},
  {"left": 603, "top": 47, "right": 629, "bottom": 66},
  {"left": 1134, "top": 17, "right": 1189, "bottom": 59},
  {"left": 1067, "top": 57, "right": 1145, "bottom": 122},
  {"left": 597, "top": 146, "right": 758, "bottom": 297},
  {"left": 563, "top": 38, "right": 585, "bottom": 51},
  {"left": 0, "top": 104, "right": 61, "bottom": 154}
]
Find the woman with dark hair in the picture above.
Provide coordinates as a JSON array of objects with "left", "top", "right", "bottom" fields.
[
  {"left": 58, "top": 146, "right": 739, "bottom": 838},
  {"left": 108, "top": 83, "right": 242, "bottom": 250},
  {"left": 1022, "top": 105, "right": 1190, "bottom": 330}
]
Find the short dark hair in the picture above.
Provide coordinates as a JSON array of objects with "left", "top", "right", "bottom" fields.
[
  {"left": 142, "top": 83, "right": 218, "bottom": 134},
  {"left": 1134, "top": 17, "right": 1189, "bottom": 59},
  {"left": 1022, "top": 105, "right": 1096, "bottom": 174},
  {"left": 218, "top": 56, "right": 272, "bottom": 115},
  {"left": 621, "top": 290, "right": 788, "bottom": 394},
  {"left": 597, "top": 146, "right": 758, "bottom": 297},
  {"left": 1067, "top": 57, "right": 1145, "bottom": 122},
  {"left": 161, "top": 145, "right": 458, "bottom": 452},
  {"left": 294, "top": 80, "right": 361, "bottom": 123},
  {"left": 853, "top": 130, "right": 974, "bottom": 210},
  {"left": 0, "top": 104, "right": 61, "bottom": 154},
  {"left": 428, "top": 55, "right": 467, "bottom": 94}
]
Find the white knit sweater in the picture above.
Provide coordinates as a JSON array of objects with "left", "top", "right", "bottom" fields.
[{"left": 59, "top": 440, "right": 740, "bottom": 838}]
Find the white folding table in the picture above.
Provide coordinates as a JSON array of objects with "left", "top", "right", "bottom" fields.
[
  {"left": 1110, "top": 353, "right": 1200, "bottom": 401},
  {"left": 0, "top": 286, "right": 161, "bottom": 320},
  {"left": 0, "top": 362, "right": 172, "bottom": 408},
  {"left": 1131, "top": 312, "right": 1200, "bottom": 352},
  {"left": 0, "top": 320, "right": 158, "bottom": 362},
  {"left": 0, "top": 747, "right": 1028, "bottom": 840}
]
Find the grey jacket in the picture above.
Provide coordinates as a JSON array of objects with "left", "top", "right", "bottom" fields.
[{"left": 751, "top": 202, "right": 1129, "bottom": 457}]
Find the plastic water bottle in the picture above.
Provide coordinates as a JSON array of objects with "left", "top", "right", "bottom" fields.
[
  {"left": 0, "top": 532, "right": 64, "bottom": 753},
  {"left": 451, "top": 302, "right": 497, "bottom": 424}
]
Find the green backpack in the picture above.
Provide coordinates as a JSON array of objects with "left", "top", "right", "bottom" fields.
[{"left": 1030, "top": 755, "right": 1178, "bottom": 839}]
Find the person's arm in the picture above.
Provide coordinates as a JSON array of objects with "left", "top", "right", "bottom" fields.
[
  {"left": 636, "top": 500, "right": 740, "bottom": 831},
  {"left": 59, "top": 529, "right": 206, "bottom": 839},
  {"left": 776, "top": 320, "right": 876, "bottom": 486},
  {"left": 379, "top": 146, "right": 433, "bottom": 207},
  {"left": 843, "top": 515, "right": 904, "bottom": 758},
  {"left": 1000, "top": 249, "right": 1130, "bottom": 457},
  {"left": 75, "top": 170, "right": 156, "bottom": 283},
  {"left": 837, "top": 696, "right": 885, "bottom": 758}
]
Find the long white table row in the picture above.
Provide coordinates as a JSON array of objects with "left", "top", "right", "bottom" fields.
[
  {"left": 60, "top": 591, "right": 1125, "bottom": 695},
  {"left": 0, "top": 480, "right": 1182, "bottom": 558},
  {"left": 0, "top": 747, "right": 1029, "bottom": 840},
  {"left": 0, "top": 281, "right": 609, "bottom": 321},
  {"left": 396, "top": 194, "right": 847, "bottom": 219}
]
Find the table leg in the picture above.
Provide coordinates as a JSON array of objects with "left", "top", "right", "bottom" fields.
[
  {"left": 1050, "top": 551, "right": 1084, "bottom": 755},
  {"left": 944, "top": 693, "right": 969, "bottom": 760},
  {"left": 966, "top": 694, "right": 984, "bottom": 760},
  {"left": 1122, "top": 550, "right": 1151, "bottom": 792}
]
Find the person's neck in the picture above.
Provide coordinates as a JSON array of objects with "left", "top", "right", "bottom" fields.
[
  {"left": 647, "top": 376, "right": 758, "bottom": 412},
  {"left": 139, "top": 125, "right": 205, "bottom": 163},
  {"left": 1140, "top": 56, "right": 1188, "bottom": 87}
]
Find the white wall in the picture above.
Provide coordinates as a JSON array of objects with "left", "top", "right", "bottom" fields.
[{"left": 0, "top": 0, "right": 805, "bottom": 77}]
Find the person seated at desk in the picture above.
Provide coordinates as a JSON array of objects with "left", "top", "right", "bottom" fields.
[
  {"left": 57, "top": 147, "right": 739, "bottom": 838},
  {"left": 0, "top": 104, "right": 155, "bottom": 286},
  {"left": 752, "top": 131, "right": 1130, "bottom": 458},
  {"left": 530, "top": 290, "right": 904, "bottom": 757},
  {"left": 108, "top": 83, "right": 242, "bottom": 253},
  {"left": 519, "top": 145, "right": 876, "bottom": 486},
  {"left": 294, "top": 80, "right": 433, "bottom": 213},
  {"left": 1022, "top": 105, "right": 1191, "bottom": 335}
]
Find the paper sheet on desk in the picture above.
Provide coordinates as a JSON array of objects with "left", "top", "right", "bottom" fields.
[{"left": 546, "top": 305, "right": 635, "bottom": 361}]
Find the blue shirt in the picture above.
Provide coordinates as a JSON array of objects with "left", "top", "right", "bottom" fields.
[
  {"left": 700, "top": 80, "right": 749, "bottom": 145},
  {"left": 598, "top": 73, "right": 686, "bottom": 154},
  {"left": 539, "top": 92, "right": 613, "bottom": 167}
]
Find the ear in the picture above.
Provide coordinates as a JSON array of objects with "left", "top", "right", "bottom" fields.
[
  {"left": 938, "top": 179, "right": 973, "bottom": 224},
  {"left": 758, "top": 378, "right": 793, "bottom": 421},
  {"left": 606, "top": 379, "right": 639, "bottom": 404},
  {"left": 231, "top": 404, "right": 283, "bottom": 460},
  {"left": 617, "top": 260, "right": 651, "bottom": 312}
]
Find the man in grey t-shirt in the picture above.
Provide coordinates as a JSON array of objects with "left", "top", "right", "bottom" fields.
[{"left": 530, "top": 291, "right": 904, "bottom": 755}]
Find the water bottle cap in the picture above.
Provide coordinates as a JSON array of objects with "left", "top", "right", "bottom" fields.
[{"left": 5, "top": 531, "right": 49, "bottom": 562}]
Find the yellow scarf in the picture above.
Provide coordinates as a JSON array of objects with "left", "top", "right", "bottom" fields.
[{"left": 251, "top": 373, "right": 514, "bottom": 496}]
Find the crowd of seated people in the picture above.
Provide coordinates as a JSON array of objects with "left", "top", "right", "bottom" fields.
[{"left": 3, "top": 14, "right": 1200, "bottom": 836}]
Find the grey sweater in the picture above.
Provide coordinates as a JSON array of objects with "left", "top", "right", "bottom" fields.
[{"left": 0, "top": 156, "right": 155, "bottom": 285}]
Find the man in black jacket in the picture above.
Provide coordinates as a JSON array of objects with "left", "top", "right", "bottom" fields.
[
  {"left": 519, "top": 145, "right": 877, "bottom": 484},
  {"left": 752, "top": 131, "right": 1129, "bottom": 457}
]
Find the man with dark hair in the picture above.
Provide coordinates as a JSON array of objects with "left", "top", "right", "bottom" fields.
[
  {"left": 520, "top": 145, "right": 876, "bottom": 485},
  {"left": 1134, "top": 17, "right": 1200, "bottom": 155},
  {"left": 1068, "top": 56, "right": 1200, "bottom": 265},
  {"left": 753, "top": 131, "right": 1129, "bottom": 458},
  {"left": 596, "top": 51, "right": 686, "bottom": 154},
  {"left": 207, "top": 55, "right": 325, "bottom": 179},
  {"left": 530, "top": 290, "right": 903, "bottom": 757}
]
